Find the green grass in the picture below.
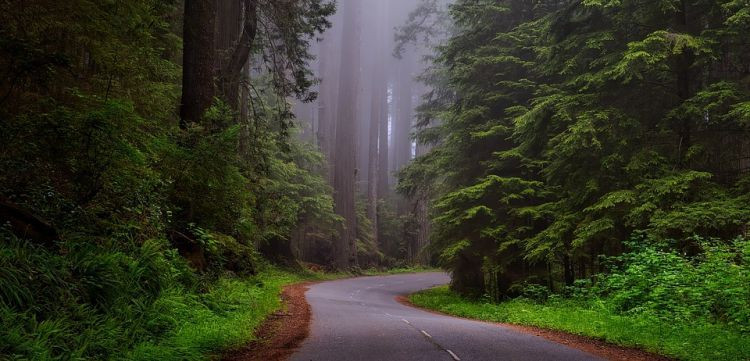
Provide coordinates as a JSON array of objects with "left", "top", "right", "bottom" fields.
[
  {"left": 410, "top": 286, "right": 750, "bottom": 361},
  {"left": 361, "top": 265, "right": 440, "bottom": 276},
  {"left": 123, "top": 267, "right": 426, "bottom": 361},
  {"left": 122, "top": 268, "right": 336, "bottom": 361}
]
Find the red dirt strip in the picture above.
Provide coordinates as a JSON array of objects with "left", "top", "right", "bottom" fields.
[{"left": 222, "top": 282, "right": 313, "bottom": 361}]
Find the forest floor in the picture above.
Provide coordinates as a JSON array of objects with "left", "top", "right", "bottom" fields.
[{"left": 410, "top": 286, "right": 750, "bottom": 361}]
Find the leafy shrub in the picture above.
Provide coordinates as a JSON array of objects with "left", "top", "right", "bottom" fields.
[{"left": 592, "top": 237, "right": 750, "bottom": 331}]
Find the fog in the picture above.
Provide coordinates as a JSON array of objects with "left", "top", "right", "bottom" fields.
[
  {"left": 290, "top": 0, "right": 452, "bottom": 266},
  {"left": 294, "top": 1, "right": 450, "bottom": 188}
]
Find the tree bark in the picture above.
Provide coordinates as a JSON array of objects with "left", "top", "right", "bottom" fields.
[
  {"left": 332, "top": 0, "right": 361, "bottom": 269},
  {"left": 215, "top": 0, "right": 242, "bottom": 110},
  {"left": 218, "top": 0, "right": 257, "bottom": 111},
  {"left": 180, "top": 0, "right": 216, "bottom": 127},
  {"left": 394, "top": 49, "right": 414, "bottom": 175},
  {"left": 367, "top": 0, "right": 389, "bottom": 247},
  {"left": 377, "top": 86, "right": 389, "bottom": 198},
  {"left": 316, "top": 11, "right": 341, "bottom": 182}
]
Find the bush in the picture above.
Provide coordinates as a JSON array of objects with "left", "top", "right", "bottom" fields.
[{"left": 592, "top": 237, "right": 750, "bottom": 331}]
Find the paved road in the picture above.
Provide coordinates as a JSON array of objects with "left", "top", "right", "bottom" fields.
[{"left": 290, "top": 272, "right": 602, "bottom": 361}]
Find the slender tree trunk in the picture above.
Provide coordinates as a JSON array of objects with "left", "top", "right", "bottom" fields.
[
  {"left": 394, "top": 50, "right": 414, "bottom": 174},
  {"left": 332, "top": 0, "right": 361, "bottom": 269},
  {"left": 377, "top": 92, "right": 390, "bottom": 198},
  {"left": 180, "top": 0, "right": 216, "bottom": 127}
]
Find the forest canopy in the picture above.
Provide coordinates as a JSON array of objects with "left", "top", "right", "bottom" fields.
[{"left": 400, "top": 0, "right": 750, "bottom": 304}]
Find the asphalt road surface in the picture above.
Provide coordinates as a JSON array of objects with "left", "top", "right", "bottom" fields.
[{"left": 290, "top": 272, "right": 602, "bottom": 361}]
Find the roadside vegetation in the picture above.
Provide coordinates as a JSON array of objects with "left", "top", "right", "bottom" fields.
[
  {"left": 412, "top": 237, "right": 750, "bottom": 361},
  {"left": 397, "top": 0, "right": 750, "bottom": 357},
  {"left": 4, "top": 0, "right": 750, "bottom": 359},
  {"left": 0, "top": 1, "right": 425, "bottom": 360}
]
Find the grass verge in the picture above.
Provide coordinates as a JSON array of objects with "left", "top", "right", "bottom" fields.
[
  {"left": 361, "top": 266, "right": 440, "bottom": 276},
  {"left": 122, "top": 268, "right": 335, "bottom": 361},
  {"left": 123, "top": 267, "right": 427, "bottom": 361},
  {"left": 410, "top": 286, "right": 750, "bottom": 361}
]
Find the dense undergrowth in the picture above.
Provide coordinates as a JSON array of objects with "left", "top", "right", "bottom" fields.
[
  {"left": 412, "top": 237, "right": 750, "bottom": 361},
  {"left": 0, "top": 230, "right": 325, "bottom": 361},
  {"left": 398, "top": 0, "right": 750, "bottom": 301},
  {"left": 0, "top": 2, "right": 347, "bottom": 360}
]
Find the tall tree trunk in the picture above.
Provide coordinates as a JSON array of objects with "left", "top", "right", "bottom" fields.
[
  {"left": 215, "top": 0, "right": 242, "bottom": 110},
  {"left": 367, "top": 0, "right": 389, "bottom": 248},
  {"left": 394, "top": 50, "right": 414, "bottom": 175},
  {"left": 332, "top": 0, "right": 361, "bottom": 269},
  {"left": 180, "top": 0, "right": 216, "bottom": 127},
  {"left": 218, "top": 0, "right": 257, "bottom": 111},
  {"left": 316, "top": 12, "right": 341, "bottom": 183}
]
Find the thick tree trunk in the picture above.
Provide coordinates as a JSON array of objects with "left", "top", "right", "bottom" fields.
[
  {"left": 367, "top": 0, "right": 389, "bottom": 247},
  {"left": 180, "top": 0, "right": 216, "bottom": 127},
  {"left": 219, "top": 0, "right": 257, "bottom": 111},
  {"left": 316, "top": 12, "right": 341, "bottom": 182},
  {"left": 215, "top": 0, "right": 242, "bottom": 110},
  {"left": 332, "top": 0, "right": 361, "bottom": 269}
]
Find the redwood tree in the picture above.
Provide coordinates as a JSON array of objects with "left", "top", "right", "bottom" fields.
[{"left": 180, "top": 0, "right": 216, "bottom": 127}]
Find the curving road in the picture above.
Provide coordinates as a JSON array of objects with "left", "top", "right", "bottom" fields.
[{"left": 290, "top": 272, "right": 602, "bottom": 361}]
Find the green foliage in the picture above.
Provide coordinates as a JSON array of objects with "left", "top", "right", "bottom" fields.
[
  {"left": 0, "top": 0, "right": 339, "bottom": 359},
  {"left": 0, "top": 231, "right": 196, "bottom": 360},
  {"left": 411, "top": 286, "right": 750, "bottom": 361},
  {"left": 400, "top": 0, "right": 750, "bottom": 300},
  {"left": 591, "top": 237, "right": 750, "bottom": 332},
  {"left": 123, "top": 269, "right": 309, "bottom": 361},
  {"left": 354, "top": 198, "right": 384, "bottom": 268}
]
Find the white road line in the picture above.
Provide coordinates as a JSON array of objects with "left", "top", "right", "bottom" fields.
[
  {"left": 401, "top": 319, "right": 410, "bottom": 324},
  {"left": 420, "top": 330, "right": 432, "bottom": 338},
  {"left": 446, "top": 350, "right": 461, "bottom": 361}
]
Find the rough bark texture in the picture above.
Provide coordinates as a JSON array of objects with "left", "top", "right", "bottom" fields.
[
  {"left": 180, "top": 0, "right": 216, "bottom": 127},
  {"left": 332, "top": 0, "right": 361, "bottom": 269}
]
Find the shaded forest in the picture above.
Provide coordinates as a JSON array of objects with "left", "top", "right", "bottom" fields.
[
  {"left": 398, "top": 0, "right": 750, "bottom": 350},
  {"left": 2, "top": 0, "right": 750, "bottom": 359},
  {"left": 0, "top": 0, "right": 431, "bottom": 359}
]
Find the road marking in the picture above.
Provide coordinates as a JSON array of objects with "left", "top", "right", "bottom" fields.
[
  {"left": 401, "top": 319, "right": 410, "bottom": 325},
  {"left": 446, "top": 350, "right": 461, "bottom": 361},
  {"left": 420, "top": 330, "right": 432, "bottom": 338}
]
